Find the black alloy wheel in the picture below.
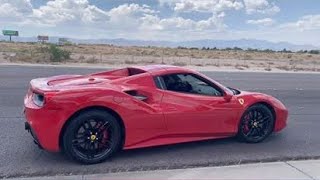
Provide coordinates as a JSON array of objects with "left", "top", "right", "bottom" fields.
[
  {"left": 238, "top": 104, "right": 275, "bottom": 143},
  {"left": 63, "top": 110, "right": 121, "bottom": 164}
]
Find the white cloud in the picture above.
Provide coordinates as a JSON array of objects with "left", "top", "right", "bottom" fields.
[
  {"left": 25, "top": 2, "right": 157, "bottom": 31},
  {"left": 108, "top": 3, "right": 155, "bottom": 17},
  {"left": 155, "top": 0, "right": 241, "bottom": 32},
  {"left": 30, "top": 0, "right": 109, "bottom": 26},
  {"left": 105, "top": 3, "right": 227, "bottom": 32},
  {"left": 296, "top": 15, "right": 320, "bottom": 30},
  {"left": 196, "top": 15, "right": 227, "bottom": 30},
  {"left": 1, "top": 0, "right": 319, "bottom": 46},
  {"left": 281, "top": 15, "right": 320, "bottom": 31},
  {"left": 160, "top": 17, "right": 195, "bottom": 30},
  {"left": 0, "top": 0, "right": 227, "bottom": 34},
  {"left": 243, "top": 0, "right": 280, "bottom": 15},
  {"left": 0, "top": 3, "right": 17, "bottom": 17},
  {"left": 140, "top": 14, "right": 226, "bottom": 32},
  {"left": 107, "top": 3, "right": 156, "bottom": 30},
  {"left": 0, "top": 0, "right": 33, "bottom": 20},
  {"left": 140, "top": 14, "right": 163, "bottom": 30},
  {"left": 247, "top": 18, "right": 274, "bottom": 26},
  {"left": 159, "top": 0, "right": 243, "bottom": 13}
]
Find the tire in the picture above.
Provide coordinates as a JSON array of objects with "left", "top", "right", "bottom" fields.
[
  {"left": 237, "top": 104, "right": 275, "bottom": 143},
  {"left": 62, "top": 109, "right": 122, "bottom": 164}
]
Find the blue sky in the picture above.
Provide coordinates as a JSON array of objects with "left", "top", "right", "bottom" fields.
[{"left": 1, "top": 0, "right": 320, "bottom": 46}]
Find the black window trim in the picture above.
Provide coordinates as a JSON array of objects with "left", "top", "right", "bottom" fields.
[{"left": 153, "top": 73, "right": 225, "bottom": 97}]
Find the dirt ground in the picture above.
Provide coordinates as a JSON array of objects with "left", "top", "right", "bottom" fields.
[{"left": 1, "top": 42, "right": 320, "bottom": 72}]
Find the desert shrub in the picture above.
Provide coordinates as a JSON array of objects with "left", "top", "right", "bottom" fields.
[
  {"left": 124, "top": 60, "right": 138, "bottom": 64},
  {"left": 49, "top": 44, "right": 70, "bottom": 62},
  {"left": 212, "top": 62, "right": 220, "bottom": 67},
  {"left": 223, "top": 63, "right": 232, "bottom": 67},
  {"left": 309, "top": 50, "right": 320, "bottom": 54},
  {"left": 276, "top": 65, "right": 290, "bottom": 71},
  {"left": 262, "top": 49, "right": 274, "bottom": 53},
  {"left": 247, "top": 48, "right": 259, "bottom": 52},
  {"left": 189, "top": 47, "right": 199, "bottom": 50},
  {"left": 243, "top": 54, "right": 253, "bottom": 60},
  {"left": 177, "top": 46, "right": 188, "bottom": 49},
  {"left": 172, "top": 61, "right": 187, "bottom": 66},
  {"left": 146, "top": 59, "right": 156, "bottom": 64},
  {"left": 235, "top": 64, "right": 245, "bottom": 70},
  {"left": 297, "top": 50, "right": 307, "bottom": 54},
  {"left": 233, "top": 47, "right": 243, "bottom": 51},
  {"left": 202, "top": 47, "right": 210, "bottom": 50},
  {"left": 79, "top": 55, "right": 85, "bottom": 60},
  {"left": 86, "top": 56, "right": 98, "bottom": 63},
  {"left": 242, "top": 64, "right": 249, "bottom": 68},
  {"left": 195, "top": 63, "right": 204, "bottom": 66},
  {"left": 280, "top": 48, "right": 292, "bottom": 53},
  {"left": 60, "top": 41, "right": 73, "bottom": 46}
]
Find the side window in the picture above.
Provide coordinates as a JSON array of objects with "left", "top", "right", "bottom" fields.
[
  {"left": 160, "top": 73, "right": 223, "bottom": 96},
  {"left": 154, "top": 76, "right": 165, "bottom": 89}
]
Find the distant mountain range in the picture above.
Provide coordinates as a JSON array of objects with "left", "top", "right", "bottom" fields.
[{"left": 1, "top": 35, "right": 318, "bottom": 51}]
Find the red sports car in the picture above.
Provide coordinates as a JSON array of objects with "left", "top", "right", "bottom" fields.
[{"left": 24, "top": 65, "right": 288, "bottom": 164}]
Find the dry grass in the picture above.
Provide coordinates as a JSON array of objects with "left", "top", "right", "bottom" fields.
[
  {"left": 1, "top": 42, "right": 320, "bottom": 72},
  {"left": 276, "top": 65, "right": 291, "bottom": 71},
  {"left": 235, "top": 64, "right": 250, "bottom": 70},
  {"left": 264, "top": 67, "right": 272, "bottom": 71}
]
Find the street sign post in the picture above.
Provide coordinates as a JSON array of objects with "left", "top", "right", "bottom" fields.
[{"left": 2, "top": 30, "right": 19, "bottom": 42}]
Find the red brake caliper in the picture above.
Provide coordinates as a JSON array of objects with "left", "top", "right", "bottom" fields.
[{"left": 99, "top": 125, "right": 109, "bottom": 148}]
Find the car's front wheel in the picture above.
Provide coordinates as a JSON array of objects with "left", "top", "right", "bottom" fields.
[
  {"left": 62, "top": 109, "right": 122, "bottom": 164},
  {"left": 237, "top": 104, "right": 275, "bottom": 143}
]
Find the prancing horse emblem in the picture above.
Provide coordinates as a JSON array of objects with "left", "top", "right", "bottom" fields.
[{"left": 238, "top": 98, "right": 245, "bottom": 105}]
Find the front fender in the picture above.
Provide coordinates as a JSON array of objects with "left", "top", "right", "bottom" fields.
[{"left": 235, "top": 91, "right": 288, "bottom": 132}]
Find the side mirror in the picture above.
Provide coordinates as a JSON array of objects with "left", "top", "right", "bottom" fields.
[{"left": 224, "top": 91, "right": 233, "bottom": 102}]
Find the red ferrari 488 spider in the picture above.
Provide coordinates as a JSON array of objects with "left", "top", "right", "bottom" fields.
[{"left": 24, "top": 65, "right": 288, "bottom": 164}]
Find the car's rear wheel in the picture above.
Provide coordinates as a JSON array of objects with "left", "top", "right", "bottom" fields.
[
  {"left": 62, "top": 109, "right": 121, "bottom": 164},
  {"left": 237, "top": 104, "right": 275, "bottom": 143}
]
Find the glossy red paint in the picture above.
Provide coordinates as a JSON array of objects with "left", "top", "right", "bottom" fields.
[{"left": 24, "top": 65, "right": 288, "bottom": 152}]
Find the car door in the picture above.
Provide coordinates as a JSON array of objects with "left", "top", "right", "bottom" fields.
[{"left": 157, "top": 73, "right": 240, "bottom": 135}]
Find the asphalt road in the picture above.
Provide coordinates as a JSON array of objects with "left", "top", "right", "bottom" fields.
[{"left": 1, "top": 65, "right": 320, "bottom": 178}]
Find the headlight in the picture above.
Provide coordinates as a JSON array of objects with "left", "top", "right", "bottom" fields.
[{"left": 32, "top": 93, "right": 45, "bottom": 107}]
